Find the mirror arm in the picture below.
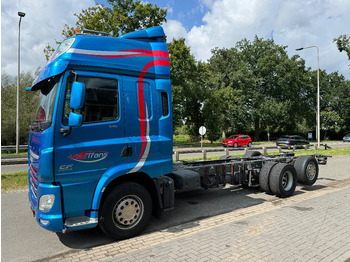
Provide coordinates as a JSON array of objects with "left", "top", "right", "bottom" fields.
[{"left": 70, "top": 71, "right": 78, "bottom": 81}]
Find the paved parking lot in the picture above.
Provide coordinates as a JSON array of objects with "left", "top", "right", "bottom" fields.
[{"left": 45, "top": 157, "right": 350, "bottom": 262}]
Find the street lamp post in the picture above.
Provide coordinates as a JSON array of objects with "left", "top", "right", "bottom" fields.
[
  {"left": 296, "top": 46, "right": 320, "bottom": 149},
  {"left": 17, "top": 11, "right": 25, "bottom": 154}
]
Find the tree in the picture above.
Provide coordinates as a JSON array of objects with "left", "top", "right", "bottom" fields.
[
  {"left": 334, "top": 34, "right": 350, "bottom": 61},
  {"left": 44, "top": 0, "right": 167, "bottom": 60},
  {"left": 318, "top": 71, "right": 350, "bottom": 137},
  {"left": 168, "top": 38, "right": 207, "bottom": 137},
  {"left": 1, "top": 72, "right": 40, "bottom": 145}
]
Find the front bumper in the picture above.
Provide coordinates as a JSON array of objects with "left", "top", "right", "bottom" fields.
[{"left": 29, "top": 171, "right": 64, "bottom": 232}]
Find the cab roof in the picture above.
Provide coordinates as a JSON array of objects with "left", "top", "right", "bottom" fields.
[{"left": 30, "top": 26, "right": 169, "bottom": 91}]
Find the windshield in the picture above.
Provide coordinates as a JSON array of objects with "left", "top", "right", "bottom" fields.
[{"left": 31, "top": 75, "right": 60, "bottom": 131}]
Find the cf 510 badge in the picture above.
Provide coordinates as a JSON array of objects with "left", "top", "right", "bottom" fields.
[{"left": 69, "top": 151, "right": 109, "bottom": 163}]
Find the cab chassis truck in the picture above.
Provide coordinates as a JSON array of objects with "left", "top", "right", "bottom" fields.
[{"left": 27, "top": 26, "right": 329, "bottom": 240}]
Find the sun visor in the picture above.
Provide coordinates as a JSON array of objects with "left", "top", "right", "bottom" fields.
[{"left": 30, "top": 60, "right": 69, "bottom": 91}]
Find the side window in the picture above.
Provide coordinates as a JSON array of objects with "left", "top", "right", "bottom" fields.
[
  {"left": 161, "top": 92, "right": 169, "bottom": 117},
  {"left": 63, "top": 75, "right": 119, "bottom": 125}
]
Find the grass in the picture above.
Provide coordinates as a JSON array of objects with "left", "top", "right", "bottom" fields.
[
  {"left": 179, "top": 147, "right": 350, "bottom": 162},
  {"left": 1, "top": 152, "right": 27, "bottom": 157},
  {"left": 292, "top": 147, "right": 350, "bottom": 157},
  {"left": 1, "top": 171, "right": 28, "bottom": 192}
]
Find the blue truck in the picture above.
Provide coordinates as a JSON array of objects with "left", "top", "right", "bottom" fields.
[{"left": 28, "top": 26, "right": 329, "bottom": 240}]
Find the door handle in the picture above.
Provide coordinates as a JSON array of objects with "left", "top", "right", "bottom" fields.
[
  {"left": 121, "top": 146, "right": 132, "bottom": 157},
  {"left": 60, "top": 127, "right": 72, "bottom": 136}
]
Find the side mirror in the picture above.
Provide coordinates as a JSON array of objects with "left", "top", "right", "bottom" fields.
[
  {"left": 70, "top": 82, "right": 85, "bottom": 109},
  {"left": 68, "top": 112, "right": 82, "bottom": 127}
]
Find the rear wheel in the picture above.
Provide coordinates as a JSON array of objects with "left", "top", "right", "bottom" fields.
[
  {"left": 294, "top": 155, "right": 319, "bottom": 185},
  {"left": 269, "top": 163, "right": 297, "bottom": 198},
  {"left": 243, "top": 151, "right": 261, "bottom": 158},
  {"left": 99, "top": 182, "right": 152, "bottom": 240},
  {"left": 259, "top": 161, "right": 277, "bottom": 194},
  {"left": 247, "top": 142, "right": 252, "bottom": 147}
]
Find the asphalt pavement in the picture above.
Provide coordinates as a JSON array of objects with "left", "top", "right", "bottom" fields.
[{"left": 1, "top": 154, "right": 350, "bottom": 262}]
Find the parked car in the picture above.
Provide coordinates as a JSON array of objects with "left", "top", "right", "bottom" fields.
[
  {"left": 343, "top": 134, "right": 350, "bottom": 142},
  {"left": 222, "top": 135, "right": 252, "bottom": 148},
  {"left": 276, "top": 135, "right": 309, "bottom": 147}
]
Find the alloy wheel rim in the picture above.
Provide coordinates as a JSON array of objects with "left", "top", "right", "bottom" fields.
[
  {"left": 113, "top": 195, "right": 144, "bottom": 230},
  {"left": 306, "top": 162, "right": 316, "bottom": 180},
  {"left": 281, "top": 171, "right": 293, "bottom": 191}
]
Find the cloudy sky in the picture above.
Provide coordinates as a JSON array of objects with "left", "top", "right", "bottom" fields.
[{"left": 2, "top": 0, "right": 350, "bottom": 79}]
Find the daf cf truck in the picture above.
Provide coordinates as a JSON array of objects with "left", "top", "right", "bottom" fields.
[{"left": 28, "top": 26, "right": 329, "bottom": 240}]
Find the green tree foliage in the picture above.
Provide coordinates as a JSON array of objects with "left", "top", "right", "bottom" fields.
[
  {"left": 44, "top": 0, "right": 167, "bottom": 60},
  {"left": 318, "top": 71, "right": 350, "bottom": 137},
  {"left": 1, "top": 72, "right": 40, "bottom": 145},
  {"left": 168, "top": 38, "right": 207, "bottom": 137},
  {"left": 205, "top": 37, "right": 318, "bottom": 140},
  {"left": 334, "top": 34, "right": 350, "bottom": 61},
  {"left": 170, "top": 36, "right": 350, "bottom": 141}
]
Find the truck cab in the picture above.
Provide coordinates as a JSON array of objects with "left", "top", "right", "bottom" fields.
[{"left": 28, "top": 26, "right": 174, "bottom": 239}]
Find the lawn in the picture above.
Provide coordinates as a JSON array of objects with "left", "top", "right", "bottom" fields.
[{"left": 1, "top": 171, "right": 28, "bottom": 192}]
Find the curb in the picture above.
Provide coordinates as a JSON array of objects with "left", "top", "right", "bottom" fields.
[{"left": 1, "top": 158, "right": 28, "bottom": 165}]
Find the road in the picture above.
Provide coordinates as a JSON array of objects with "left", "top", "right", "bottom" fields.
[
  {"left": 1, "top": 164, "right": 28, "bottom": 173},
  {"left": 1, "top": 154, "right": 350, "bottom": 262}
]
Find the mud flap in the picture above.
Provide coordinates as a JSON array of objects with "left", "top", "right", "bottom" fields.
[{"left": 153, "top": 176, "right": 175, "bottom": 211}]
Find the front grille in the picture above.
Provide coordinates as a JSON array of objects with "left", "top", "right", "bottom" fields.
[{"left": 29, "top": 164, "right": 38, "bottom": 199}]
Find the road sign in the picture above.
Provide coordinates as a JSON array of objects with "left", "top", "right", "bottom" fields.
[{"left": 199, "top": 126, "right": 206, "bottom": 136}]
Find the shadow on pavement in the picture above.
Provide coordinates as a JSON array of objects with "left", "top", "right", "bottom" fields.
[
  {"left": 56, "top": 227, "right": 113, "bottom": 249},
  {"left": 54, "top": 181, "right": 334, "bottom": 249},
  {"left": 55, "top": 186, "right": 267, "bottom": 249}
]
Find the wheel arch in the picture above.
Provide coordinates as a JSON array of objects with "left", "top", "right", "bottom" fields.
[{"left": 92, "top": 171, "right": 161, "bottom": 217}]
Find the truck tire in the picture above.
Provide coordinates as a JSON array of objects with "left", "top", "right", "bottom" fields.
[
  {"left": 243, "top": 151, "right": 261, "bottom": 158},
  {"left": 99, "top": 182, "right": 152, "bottom": 240},
  {"left": 259, "top": 161, "right": 277, "bottom": 194},
  {"left": 269, "top": 163, "right": 297, "bottom": 198},
  {"left": 219, "top": 155, "right": 235, "bottom": 160},
  {"left": 294, "top": 155, "right": 319, "bottom": 185}
]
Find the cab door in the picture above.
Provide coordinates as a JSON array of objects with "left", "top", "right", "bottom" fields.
[{"left": 53, "top": 71, "right": 126, "bottom": 214}]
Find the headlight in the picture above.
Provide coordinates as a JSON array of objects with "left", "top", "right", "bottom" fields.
[{"left": 39, "top": 194, "right": 55, "bottom": 211}]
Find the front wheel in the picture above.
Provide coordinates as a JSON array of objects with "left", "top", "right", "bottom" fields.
[
  {"left": 99, "top": 182, "right": 152, "bottom": 240},
  {"left": 233, "top": 142, "right": 238, "bottom": 148}
]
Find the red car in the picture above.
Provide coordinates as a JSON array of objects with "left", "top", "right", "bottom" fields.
[{"left": 222, "top": 135, "right": 252, "bottom": 148}]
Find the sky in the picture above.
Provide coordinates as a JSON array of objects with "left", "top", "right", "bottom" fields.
[{"left": 1, "top": 0, "right": 350, "bottom": 80}]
